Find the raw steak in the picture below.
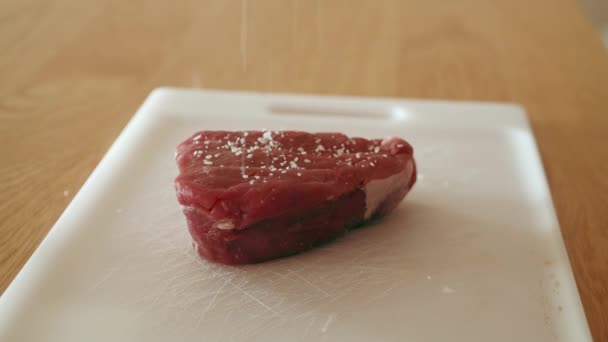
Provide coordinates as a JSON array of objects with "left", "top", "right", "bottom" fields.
[{"left": 175, "top": 130, "right": 416, "bottom": 264}]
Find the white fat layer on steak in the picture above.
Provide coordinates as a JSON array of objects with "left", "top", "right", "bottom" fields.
[
  {"left": 216, "top": 221, "right": 235, "bottom": 230},
  {"left": 363, "top": 161, "right": 412, "bottom": 219}
]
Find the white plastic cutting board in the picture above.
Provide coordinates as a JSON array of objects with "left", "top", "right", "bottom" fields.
[{"left": 0, "top": 88, "right": 591, "bottom": 341}]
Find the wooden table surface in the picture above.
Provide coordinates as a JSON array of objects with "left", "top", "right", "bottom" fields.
[{"left": 1, "top": 0, "right": 607, "bottom": 339}]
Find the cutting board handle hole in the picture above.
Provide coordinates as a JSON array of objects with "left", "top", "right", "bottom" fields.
[{"left": 268, "top": 104, "right": 408, "bottom": 121}]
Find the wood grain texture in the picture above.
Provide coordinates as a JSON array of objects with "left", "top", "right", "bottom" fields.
[{"left": 1, "top": 0, "right": 607, "bottom": 339}]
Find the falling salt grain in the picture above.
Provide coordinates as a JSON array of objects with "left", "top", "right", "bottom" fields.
[
  {"left": 355, "top": 153, "right": 361, "bottom": 158},
  {"left": 297, "top": 173, "right": 301, "bottom": 176},
  {"left": 369, "top": 162, "right": 375, "bottom": 167},
  {"left": 246, "top": 154, "right": 253, "bottom": 159},
  {"left": 242, "top": 174, "right": 249, "bottom": 179},
  {"left": 374, "top": 146, "right": 380, "bottom": 153},
  {"left": 63, "top": 190, "right": 69, "bottom": 197},
  {"left": 255, "top": 175, "right": 260, "bottom": 179},
  {"left": 426, "top": 275, "right": 432, "bottom": 280},
  {"left": 193, "top": 134, "right": 202, "bottom": 141}
]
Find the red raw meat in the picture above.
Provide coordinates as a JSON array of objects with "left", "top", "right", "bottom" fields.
[{"left": 175, "top": 130, "right": 416, "bottom": 264}]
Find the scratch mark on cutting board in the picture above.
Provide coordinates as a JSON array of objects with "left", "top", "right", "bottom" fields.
[
  {"left": 87, "top": 267, "right": 119, "bottom": 292},
  {"left": 303, "top": 315, "right": 317, "bottom": 339},
  {"left": 321, "top": 313, "right": 336, "bottom": 333},
  {"left": 269, "top": 270, "right": 289, "bottom": 280},
  {"left": 288, "top": 269, "right": 335, "bottom": 299},
  {"left": 232, "top": 311, "right": 287, "bottom": 341},
  {"left": 163, "top": 257, "right": 200, "bottom": 274},
  {"left": 240, "top": 0, "right": 248, "bottom": 71},
  {"left": 196, "top": 278, "right": 231, "bottom": 327},
  {"left": 275, "top": 296, "right": 317, "bottom": 319},
  {"left": 372, "top": 282, "right": 400, "bottom": 301},
  {"left": 230, "top": 280, "right": 280, "bottom": 316},
  {"left": 214, "top": 310, "right": 234, "bottom": 342},
  {"left": 356, "top": 265, "right": 399, "bottom": 272}
]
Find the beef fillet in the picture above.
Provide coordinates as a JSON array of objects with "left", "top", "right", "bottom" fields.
[{"left": 175, "top": 130, "right": 416, "bottom": 264}]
